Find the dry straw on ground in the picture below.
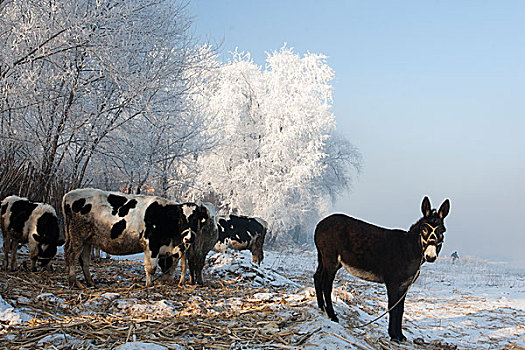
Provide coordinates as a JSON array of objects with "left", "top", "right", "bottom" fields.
[{"left": 0, "top": 254, "right": 315, "bottom": 349}]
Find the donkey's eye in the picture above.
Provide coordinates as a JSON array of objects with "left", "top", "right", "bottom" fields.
[{"left": 422, "top": 227, "right": 428, "bottom": 235}]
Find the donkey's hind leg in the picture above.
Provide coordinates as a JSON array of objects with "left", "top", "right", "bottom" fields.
[{"left": 321, "top": 267, "right": 339, "bottom": 322}]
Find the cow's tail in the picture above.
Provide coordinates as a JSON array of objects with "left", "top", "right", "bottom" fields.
[{"left": 60, "top": 196, "right": 71, "bottom": 245}]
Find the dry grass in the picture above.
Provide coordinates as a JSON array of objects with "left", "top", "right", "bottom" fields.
[{"left": 0, "top": 253, "right": 316, "bottom": 349}]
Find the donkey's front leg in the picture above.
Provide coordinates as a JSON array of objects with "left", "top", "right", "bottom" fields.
[{"left": 386, "top": 283, "right": 408, "bottom": 342}]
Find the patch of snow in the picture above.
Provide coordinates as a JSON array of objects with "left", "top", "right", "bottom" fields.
[
  {"left": 206, "top": 250, "right": 300, "bottom": 288},
  {"left": 110, "top": 299, "right": 181, "bottom": 318},
  {"left": 102, "top": 292, "right": 121, "bottom": 301},
  {"left": 38, "top": 333, "right": 90, "bottom": 347},
  {"left": 79, "top": 293, "right": 122, "bottom": 315},
  {"left": 404, "top": 257, "right": 525, "bottom": 349},
  {"left": 0, "top": 295, "right": 31, "bottom": 325},
  {"left": 16, "top": 296, "right": 31, "bottom": 304},
  {"left": 36, "top": 292, "right": 65, "bottom": 304},
  {"left": 114, "top": 341, "right": 182, "bottom": 350}
]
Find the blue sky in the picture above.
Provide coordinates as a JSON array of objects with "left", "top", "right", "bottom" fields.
[{"left": 190, "top": 1, "right": 525, "bottom": 265}]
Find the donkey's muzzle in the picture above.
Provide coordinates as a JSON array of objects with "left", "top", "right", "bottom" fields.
[{"left": 424, "top": 245, "right": 438, "bottom": 262}]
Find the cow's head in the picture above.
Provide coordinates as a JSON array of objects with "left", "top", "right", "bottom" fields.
[
  {"left": 31, "top": 211, "right": 61, "bottom": 267},
  {"left": 181, "top": 203, "right": 212, "bottom": 236},
  {"left": 418, "top": 197, "right": 450, "bottom": 262}
]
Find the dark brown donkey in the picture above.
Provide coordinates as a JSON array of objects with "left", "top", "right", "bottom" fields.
[{"left": 314, "top": 197, "right": 450, "bottom": 342}]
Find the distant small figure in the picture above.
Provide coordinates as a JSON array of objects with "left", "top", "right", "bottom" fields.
[{"left": 451, "top": 251, "right": 459, "bottom": 264}]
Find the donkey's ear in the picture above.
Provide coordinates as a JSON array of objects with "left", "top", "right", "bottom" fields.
[
  {"left": 439, "top": 199, "right": 450, "bottom": 219},
  {"left": 421, "top": 197, "right": 431, "bottom": 217}
]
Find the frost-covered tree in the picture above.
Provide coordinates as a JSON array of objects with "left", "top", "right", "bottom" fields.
[
  {"left": 0, "top": 0, "right": 208, "bottom": 200},
  {"left": 101, "top": 44, "right": 220, "bottom": 196},
  {"left": 186, "top": 46, "right": 361, "bottom": 243},
  {"left": 184, "top": 50, "right": 264, "bottom": 206},
  {"left": 319, "top": 132, "right": 362, "bottom": 203}
]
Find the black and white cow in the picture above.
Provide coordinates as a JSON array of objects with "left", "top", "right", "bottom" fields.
[
  {"left": 62, "top": 188, "right": 211, "bottom": 288},
  {"left": 214, "top": 215, "right": 268, "bottom": 264},
  {"left": 1, "top": 195, "right": 62, "bottom": 271}
]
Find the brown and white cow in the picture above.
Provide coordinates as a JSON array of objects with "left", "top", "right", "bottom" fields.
[
  {"left": 62, "top": 188, "right": 211, "bottom": 288},
  {"left": 158, "top": 202, "right": 218, "bottom": 285},
  {"left": 1, "top": 195, "right": 62, "bottom": 271}
]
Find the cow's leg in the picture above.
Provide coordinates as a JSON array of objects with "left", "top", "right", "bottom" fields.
[
  {"left": 30, "top": 257, "right": 37, "bottom": 272},
  {"left": 179, "top": 255, "right": 187, "bottom": 286},
  {"left": 386, "top": 283, "right": 408, "bottom": 342},
  {"left": 29, "top": 242, "right": 38, "bottom": 271},
  {"left": 65, "top": 239, "right": 85, "bottom": 288},
  {"left": 79, "top": 244, "right": 94, "bottom": 287},
  {"left": 2, "top": 234, "right": 10, "bottom": 271},
  {"left": 158, "top": 256, "right": 176, "bottom": 283},
  {"left": 187, "top": 254, "right": 195, "bottom": 285},
  {"left": 313, "top": 251, "right": 325, "bottom": 311},
  {"left": 186, "top": 253, "right": 204, "bottom": 286},
  {"left": 249, "top": 247, "right": 257, "bottom": 264},
  {"left": 9, "top": 238, "right": 18, "bottom": 271},
  {"left": 192, "top": 253, "right": 207, "bottom": 285},
  {"left": 188, "top": 260, "right": 196, "bottom": 285},
  {"left": 166, "top": 258, "right": 177, "bottom": 283},
  {"left": 144, "top": 251, "right": 157, "bottom": 287}
]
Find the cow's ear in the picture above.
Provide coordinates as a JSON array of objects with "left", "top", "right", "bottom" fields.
[
  {"left": 32, "top": 233, "right": 42, "bottom": 242},
  {"left": 439, "top": 199, "right": 450, "bottom": 219},
  {"left": 421, "top": 196, "right": 431, "bottom": 217}
]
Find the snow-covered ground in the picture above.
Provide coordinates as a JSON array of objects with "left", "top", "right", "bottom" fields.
[
  {"left": 257, "top": 250, "right": 525, "bottom": 349},
  {"left": 0, "top": 248, "right": 523, "bottom": 349}
]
